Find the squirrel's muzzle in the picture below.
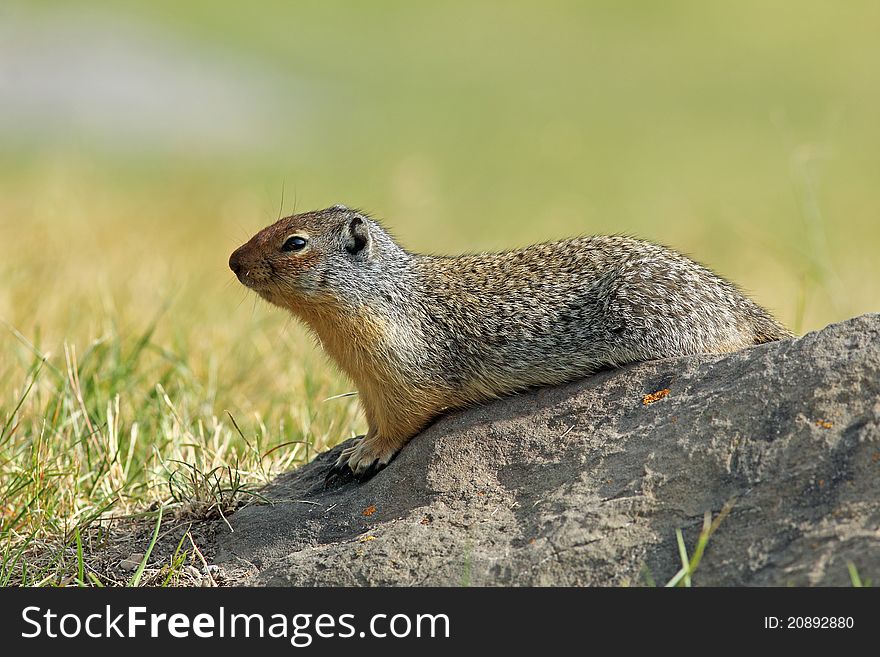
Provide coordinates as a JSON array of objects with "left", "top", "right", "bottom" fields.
[
  {"left": 229, "top": 247, "right": 245, "bottom": 279},
  {"left": 229, "top": 249, "right": 243, "bottom": 278}
]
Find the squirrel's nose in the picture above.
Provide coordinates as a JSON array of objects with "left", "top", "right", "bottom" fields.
[{"left": 229, "top": 249, "right": 244, "bottom": 278}]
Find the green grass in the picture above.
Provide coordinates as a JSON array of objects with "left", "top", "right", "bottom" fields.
[
  {"left": 847, "top": 563, "right": 872, "bottom": 588},
  {"left": 0, "top": 309, "right": 361, "bottom": 585},
  {"left": 2, "top": 1, "right": 879, "bottom": 585},
  {"left": 664, "top": 500, "right": 735, "bottom": 588}
]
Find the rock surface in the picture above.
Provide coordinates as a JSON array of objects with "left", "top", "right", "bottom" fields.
[{"left": 216, "top": 315, "right": 880, "bottom": 586}]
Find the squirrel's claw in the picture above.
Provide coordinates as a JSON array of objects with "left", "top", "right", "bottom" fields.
[
  {"left": 323, "top": 437, "right": 364, "bottom": 489},
  {"left": 323, "top": 454, "right": 388, "bottom": 487},
  {"left": 324, "top": 435, "right": 399, "bottom": 486},
  {"left": 323, "top": 460, "right": 355, "bottom": 489}
]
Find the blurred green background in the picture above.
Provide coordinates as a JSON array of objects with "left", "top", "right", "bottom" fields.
[{"left": 2, "top": 0, "right": 878, "bottom": 394}]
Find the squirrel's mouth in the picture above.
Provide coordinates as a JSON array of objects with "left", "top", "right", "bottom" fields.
[
  {"left": 239, "top": 274, "right": 283, "bottom": 305},
  {"left": 229, "top": 254, "right": 267, "bottom": 291},
  {"left": 232, "top": 268, "right": 276, "bottom": 302},
  {"left": 238, "top": 273, "right": 272, "bottom": 296},
  {"left": 228, "top": 251, "right": 289, "bottom": 308},
  {"left": 234, "top": 271, "right": 257, "bottom": 288}
]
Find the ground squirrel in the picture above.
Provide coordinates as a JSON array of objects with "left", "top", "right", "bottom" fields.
[{"left": 229, "top": 205, "right": 791, "bottom": 480}]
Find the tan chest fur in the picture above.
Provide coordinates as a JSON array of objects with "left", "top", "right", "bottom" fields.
[{"left": 299, "top": 303, "right": 447, "bottom": 441}]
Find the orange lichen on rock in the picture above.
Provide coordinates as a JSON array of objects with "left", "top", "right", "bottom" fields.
[
  {"left": 642, "top": 388, "right": 671, "bottom": 405},
  {"left": 815, "top": 420, "right": 833, "bottom": 429},
  {"left": 362, "top": 505, "right": 377, "bottom": 516}
]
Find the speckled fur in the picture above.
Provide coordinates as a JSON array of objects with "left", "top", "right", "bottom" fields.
[{"left": 229, "top": 205, "right": 791, "bottom": 476}]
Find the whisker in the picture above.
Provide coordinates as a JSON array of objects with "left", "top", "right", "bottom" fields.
[{"left": 277, "top": 180, "right": 285, "bottom": 221}]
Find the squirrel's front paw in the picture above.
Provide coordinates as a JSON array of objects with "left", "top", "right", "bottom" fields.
[{"left": 325, "top": 436, "right": 397, "bottom": 485}]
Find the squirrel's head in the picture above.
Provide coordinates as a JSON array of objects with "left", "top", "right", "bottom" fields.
[{"left": 229, "top": 205, "right": 398, "bottom": 312}]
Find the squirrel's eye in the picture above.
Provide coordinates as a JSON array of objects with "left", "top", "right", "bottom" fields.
[{"left": 281, "top": 236, "right": 308, "bottom": 252}]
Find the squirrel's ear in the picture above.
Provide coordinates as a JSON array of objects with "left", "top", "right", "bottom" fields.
[{"left": 343, "top": 216, "right": 371, "bottom": 257}]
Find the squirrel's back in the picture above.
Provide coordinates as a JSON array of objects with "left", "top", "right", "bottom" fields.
[{"left": 406, "top": 235, "right": 790, "bottom": 403}]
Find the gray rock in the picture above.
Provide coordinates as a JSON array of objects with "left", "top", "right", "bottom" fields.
[{"left": 215, "top": 314, "right": 880, "bottom": 586}]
